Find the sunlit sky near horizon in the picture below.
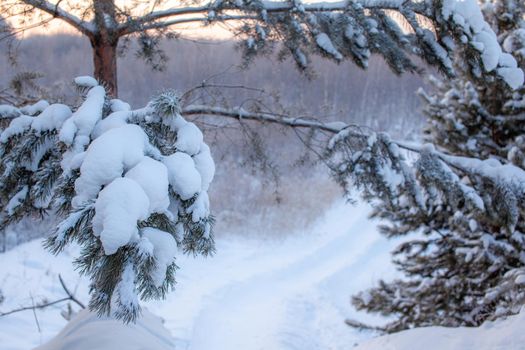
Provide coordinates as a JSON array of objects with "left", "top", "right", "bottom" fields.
[
  {"left": 9, "top": 0, "right": 242, "bottom": 39},
  {"left": 20, "top": 20, "right": 235, "bottom": 40},
  {"left": 7, "top": 0, "right": 353, "bottom": 40},
  {"left": 9, "top": 0, "right": 409, "bottom": 40}
]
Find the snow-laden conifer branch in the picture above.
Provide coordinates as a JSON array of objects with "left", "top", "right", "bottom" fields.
[
  {"left": 0, "top": 78, "right": 216, "bottom": 323},
  {"left": 7, "top": 0, "right": 524, "bottom": 93},
  {"left": 114, "top": 0, "right": 524, "bottom": 89},
  {"left": 128, "top": 0, "right": 429, "bottom": 27},
  {"left": 182, "top": 103, "right": 525, "bottom": 201},
  {"left": 183, "top": 98, "right": 525, "bottom": 326},
  {"left": 348, "top": 0, "right": 525, "bottom": 332}
]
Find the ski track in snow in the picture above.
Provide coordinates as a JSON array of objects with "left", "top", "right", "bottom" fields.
[{"left": 0, "top": 201, "right": 396, "bottom": 349}]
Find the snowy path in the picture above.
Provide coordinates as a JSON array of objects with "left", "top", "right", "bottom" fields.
[
  {"left": 0, "top": 202, "right": 396, "bottom": 349},
  {"left": 147, "top": 202, "right": 395, "bottom": 349}
]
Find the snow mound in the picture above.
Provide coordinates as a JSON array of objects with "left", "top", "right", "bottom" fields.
[
  {"left": 356, "top": 310, "right": 525, "bottom": 350},
  {"left": 35, "top": 308, "right": 175, "bottom": 350}
]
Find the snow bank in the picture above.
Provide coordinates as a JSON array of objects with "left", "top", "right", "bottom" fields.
[
  {"left": 355, "top": 310, "right": 525, "bottom": 350},
  {"left": 0, "top": 201, "right": 396, "bottom": 349},
  {"left": 35, "top": 308, "right": 175, "bottom": 350}
]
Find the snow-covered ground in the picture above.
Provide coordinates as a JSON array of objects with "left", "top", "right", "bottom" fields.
[
  {"left": 0, "top": 201, "right": 397, "bottom": 349},
  {"left": 355, "top": 310, "right": 525, "bottom": 350}
]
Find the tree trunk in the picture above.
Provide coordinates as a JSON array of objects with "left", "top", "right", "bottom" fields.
[{"left": 91, "top": 36, "right": 119, "bottom": 97}]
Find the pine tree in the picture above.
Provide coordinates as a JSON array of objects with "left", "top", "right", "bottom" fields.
[
  {"left": 0, "top": 77, "right": 215, "bottom": 322},
  {"left": 337, "top": 0, "right": 525, "bottom": 333}
]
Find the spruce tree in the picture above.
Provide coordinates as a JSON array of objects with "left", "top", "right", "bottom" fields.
[
  {"left": 339, "top": 0, "right": 525, "bottom": 333},
  {"left": 0, "top": 77, "right": 215, "bottom": 322}
]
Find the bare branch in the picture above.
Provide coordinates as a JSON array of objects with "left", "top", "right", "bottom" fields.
[
  {"left": 58, "top": 274, "right": 86, "bottom": 309},
  {"left": 182, "top": 104, "right": 345, "bottom": 133},
  {"left": 0, "top": 275, "right": 85, "bottom": 318},
  {"left": 0, "top": 297, "right": 72, "bottom": 317},
  {"left": 182, "top": 104, "right": 506, "bottom": 177}
]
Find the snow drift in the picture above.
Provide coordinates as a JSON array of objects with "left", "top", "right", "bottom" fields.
[
  {"left": 34, "top": 309, "right": 175, "bottom": 350},
  {"left": 355, "top": 310, "right": 525, "bottom": 350}
]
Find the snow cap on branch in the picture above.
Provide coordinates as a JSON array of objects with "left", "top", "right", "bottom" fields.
[{"left": 0, "top": 76, "right": 216, "bottom": 323}]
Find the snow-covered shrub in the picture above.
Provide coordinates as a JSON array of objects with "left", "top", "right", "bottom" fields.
[
  {"left": 338, "top": 0, "right": 525, "bottom": 332},
  {"left": 0, "top": 77, "right": 215, "bottom": 322}
]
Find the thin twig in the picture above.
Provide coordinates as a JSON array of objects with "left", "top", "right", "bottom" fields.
[
  {"left": 30, "top": 294, "right": 42, "bottom": 333},
  {"left": 0, "top": 297, "right": 72, "bottom": 317},
  {"left": 58, "top": 274, "right": 85, "bottom": 309},
  {"left": 0, "top": 275, "right": 85, "bottom": 317}
]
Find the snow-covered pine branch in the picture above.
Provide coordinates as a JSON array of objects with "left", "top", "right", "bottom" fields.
[
  {"left": 4, "top": 0, "right": 524, "bottom": 95},
  {"left": 0, "top": 77, "right": 216, "bottom": 323},
  {"left": 179, "top": 43, "right": 525, "bottom": 328},
  {"left": 348, "top": 0, "right": 525, "bottom": 332},
  {"left": 181, "top": 96, "right": 525, "bottom": 243}
]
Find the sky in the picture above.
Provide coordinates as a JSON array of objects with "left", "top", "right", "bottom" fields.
[{"left": 7, "top": 1, "right": 236, "bottom": 39}]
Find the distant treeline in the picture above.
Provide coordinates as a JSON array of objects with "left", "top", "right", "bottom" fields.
[
  {"left": 1, "top": 34, "right": 427, "bottom": 135},
  {"left": 0, "top": 34, "right": 433, "bottom": 243}
]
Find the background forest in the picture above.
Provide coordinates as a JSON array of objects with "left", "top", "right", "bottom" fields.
[{"left": 0, "top": 34, "right": 425, "bottom": 248}]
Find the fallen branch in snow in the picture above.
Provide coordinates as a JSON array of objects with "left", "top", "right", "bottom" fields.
[{"left": 0, "top": 274, "right": 85, "bottom": 317}]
